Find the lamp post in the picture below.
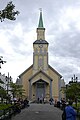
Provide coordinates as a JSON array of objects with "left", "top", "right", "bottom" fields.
[
  {"left": 6, "top": 72, "right": 12, "bottom": 95},
  {"left": 6, "top": 72, "right": 12, "bottom": 104},
  {"left": 71, "top": 74, "right": 78, "bottom": 107},
  {"left": 69, "top": 74, "right": 78, "bottom": 84},
  {"left": 71, "top": 74, "right": 78, "bottom": 83}
]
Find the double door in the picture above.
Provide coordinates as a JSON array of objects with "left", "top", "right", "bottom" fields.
[{"left": 36, "top": 81, "right": 45, "bottom": 99}]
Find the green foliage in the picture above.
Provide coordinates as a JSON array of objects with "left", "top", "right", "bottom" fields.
[
  {"left": 66, "top": 82, "right": 80, "bottom": 101},
  {"left": 0, "top": 1, "right": 19, "bottom": 22},
  {"left": 10, "top": 82, "right": 25, "bottom": 98},
  {"left": 0, "top": 104, "right": 12, "bottom": 110},
  {"left": 0, "top": 86, "right": 7, "bottom": 97},
  {"left": 0, "top": 79, "right": 8, "bottom": 103}
]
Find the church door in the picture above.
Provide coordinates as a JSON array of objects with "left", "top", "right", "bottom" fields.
[{"left": 36, "top": 81, "right": 45, "bottom": 99}]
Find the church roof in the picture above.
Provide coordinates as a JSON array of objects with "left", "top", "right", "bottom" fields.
[
  {"left": 29, "top": 70, "right": 53, "bottom": 81},
  {"left": 49, "top": 65, "right": 62, "bottom": 78},
  {"left": 19, "top": 65, "right": 33, "bottom": 77},
  {"left": 19, "top": 64, "right": 62, "bottom": 79},
  {"left": 33, "top": 39, "right": 48, "bottom": 44}
]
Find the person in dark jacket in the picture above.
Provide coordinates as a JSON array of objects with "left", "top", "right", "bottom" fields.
[
  {"left": 49, "top": 98, "right": 54, "bottom": 105},
  {"left": 65, "top": 101, "right": 77, "bottom": 120}
]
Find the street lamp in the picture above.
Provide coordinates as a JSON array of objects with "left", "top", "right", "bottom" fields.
[
  {"left": 5, "top": 73, "right": 12, "bottom": 103},
  {"left": 6, "top": 72, "right": 12, "bottom": 95},
  {"left": 71, "top": 74, "right": 78, "bottom": 83},
  {"left": 71, "top": 74, "right": 78, "bottom": 107},
  {"left": 69, "top": 74, "right": 78, "bottom": 84}
]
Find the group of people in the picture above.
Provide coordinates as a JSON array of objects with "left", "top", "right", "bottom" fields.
[
  {"left": 37, "top": 97, "right": 47, "bottom": 104},
  {"left": 13, "top": 98, "right": 29, "bottom": 114},
  {"left": 15, "top": 97, "right": 78, "bottom": 120},
  {"left": 49, "top": 97, "right": 77, "bottom": 120}
]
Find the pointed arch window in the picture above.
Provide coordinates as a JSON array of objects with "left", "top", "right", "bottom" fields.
[
  {"left": 35, "top": 48, "right": 38, "bottom": 54},
  {"left": 44, "top": 48, "right": 47, "bottom": 54},
  {"left": 40, "top": 48, "right": 42, "bottom": 54},
  {"left": 38, "top": 57, "right": 43, "bottom": 67}
]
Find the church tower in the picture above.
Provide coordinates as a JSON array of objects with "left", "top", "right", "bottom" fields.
[{"left": 33, "top": 10, "right": 49, "bottom": 75}]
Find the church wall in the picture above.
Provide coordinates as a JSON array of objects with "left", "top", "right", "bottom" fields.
[
  {"left": 45, "top": 84, "right": 50, "bottom": 100},
  {"left": 32, "top": 84, "right": 36, "bottom": 100},
  {"left": 37, "top": 28, "right": 45, "bottom": 40},
  {"left": 21, "top": 67, "right": 33, "bottom": 98},
  {"left": 48, "top": 68, "right": 60, "bottom": 101},
  {"left": 33, "top": 55, "right": 38, "bottom": 70},
  {"left": 44, "top": 56, "right": 48, "bottom": 69}
]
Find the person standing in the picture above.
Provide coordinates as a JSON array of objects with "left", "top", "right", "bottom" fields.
[
  {"left": 49, "top": 98, "right": 54, "bottom": 105},
  {"left": 65, "top": 101, "right": 77, "bottom": 120}
]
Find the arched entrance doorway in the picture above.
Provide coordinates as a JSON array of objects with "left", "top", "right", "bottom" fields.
[
  {"left": 29, "top": 72, "right": 52, "bottom": 101},
  {"left": 36, "top": 79, "right": 48, "bottom": 101},
  {"left": 36, "top": 80, "right": 45, "bottom": 98}
]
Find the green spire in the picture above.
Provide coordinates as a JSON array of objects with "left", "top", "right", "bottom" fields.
[{"left": 38, "top": 9, "right": 44, "bottom": 28}]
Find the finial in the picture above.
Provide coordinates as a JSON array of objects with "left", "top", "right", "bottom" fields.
[{"left": 39, "top": 8, "right": 42, "bottom": 12}]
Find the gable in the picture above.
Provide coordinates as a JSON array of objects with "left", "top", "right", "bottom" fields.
[
  {"left": 49, "top": 65, "right": 62, "bottom": 78},
  {"left": 19, "top": 65, "right": 33, "bottom": 77},
  {"left": 29, "top": 70, "right": 52, "bottom": 85}
]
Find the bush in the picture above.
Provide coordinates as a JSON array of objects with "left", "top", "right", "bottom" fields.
[{"left": 0, "top": 104, "right": 12, "bottom": 110}]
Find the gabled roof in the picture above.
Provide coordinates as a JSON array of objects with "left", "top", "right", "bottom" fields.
[
  {"left": 49, "top": 65, "right": 62, "bottom": 78},
  {"left": 29, "top": 70, "right": 53, "bottom": 81},
  {"left": 33, "top": 39, "right": 48, "bottom": 44},
  {"left": 19, "top": 65, "right": 33, "bottom": 77},
  {"left": 19, "top": 64, "right": 62, "bottom": 79}
]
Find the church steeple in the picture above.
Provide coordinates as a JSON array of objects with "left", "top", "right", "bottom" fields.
[
  {"left": 38, "top": 9, "right": 44, "bottom": 28},
  {"left": 37, "top": 9, "right": 45, "bottom": 40},
  {"left": 33, "top": 10, "right": 49, "bottom": 75}
]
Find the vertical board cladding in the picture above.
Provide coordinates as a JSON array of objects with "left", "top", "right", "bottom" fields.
[
  {"left": 21, "top": 66, "right": 33, "bottom": 98},
  {"left": 19, "top": 65, "right": 62, "bottom": 101},
  {"left": 34, "top": 55, "right": 38, "bottom": 69},
  {"left": 44, "top": 56, "right": 48, "bottom": 69},
  {"left": 48, "top": 67, "right": 60, "bottom": 100},
  {"left": 37, "top": 29, "right": 45, "bottom": 40},
  {"left": 46, "top": 84, "right": 50, "bottom": 99},
  {"left": 32, "top": 84, "right": 36, "bottom": 100}
]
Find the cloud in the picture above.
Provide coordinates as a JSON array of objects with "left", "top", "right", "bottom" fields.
[
  {"left": 0, "top": 0, "right": 80, "bottom": 83},
  {"left": 47, "top": 5, "right": 80, "bottom": 83}
]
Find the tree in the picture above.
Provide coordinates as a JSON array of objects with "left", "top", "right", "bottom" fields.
[
  {"left": 0, "top": 1, "right": 19, "bottom": 22},
  {"left": 10, "top": 82, "right": 25, "bottom": 99},
  {"left": 0, "top": 86, "right": 7, "bottom": 103},
  {"left": 0, "top": 79, "right": 5, "bottom": 103},
  {"left": 16, "top": 85, "right": 26, "bottom": 98},
  {"left": 0, "top": 56, "right": 6, "bottom": 68},
  {"left": 65, "top": 82, "right": 80, "bottom": 107}
]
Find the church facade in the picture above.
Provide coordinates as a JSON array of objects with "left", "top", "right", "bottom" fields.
[{"left": 17, "top": 11, "right": 65, "bottom": 102}]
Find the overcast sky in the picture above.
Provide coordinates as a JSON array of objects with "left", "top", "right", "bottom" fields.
[{"left": 0, "top": 0, "right": 80, "bottom": 83}]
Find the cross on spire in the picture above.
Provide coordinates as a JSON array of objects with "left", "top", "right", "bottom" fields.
[{"left": 39, "top": 8, "right": 42, "bottom": 12}]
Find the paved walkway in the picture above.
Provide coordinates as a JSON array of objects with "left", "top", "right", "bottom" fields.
[{"left": 11, "top": 103, "right": 63, "bottom": 120}]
